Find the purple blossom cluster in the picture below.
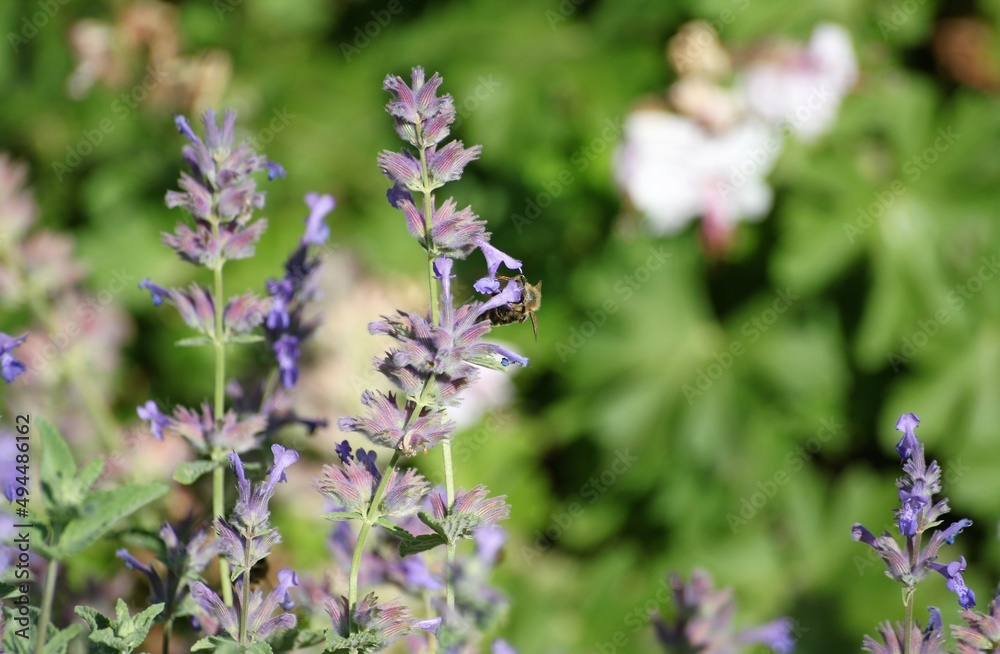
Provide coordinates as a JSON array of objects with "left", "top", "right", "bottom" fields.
[
  {"left": 852, "top": 414, "right": 975, "bottom": 610},
  {"left": 264, "top": 192, "right": 336, "bottom": 388},
  {"left": 854, "top": 413, "right": 983, "bottom": 652},
  {"left": 191, "top": 445, "right": 301, "bottom": 645},
  {"left": 322, "top": 66, "right": 521, "bottom": 653},
  {"left": 654, "top": 569, "right": 794, "bottom": 653}
]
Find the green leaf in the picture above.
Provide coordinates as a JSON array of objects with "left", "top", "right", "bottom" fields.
[
  {"left": 175, "top": 336, "right": 213, "bottom": 347},
  {"left": 57, "top": 482, "right": 169, "bottom": 555},
  {"left": 75, "top": 600, "right": 164, "bottom": 654},
  {"left": 399, "top": 533, "right": 447, "bottom": 557},
  {"left": 375, "top": 518, "right": 412, "bottom": 540},
  {"left": 174, "top": 459, "right": 224, "bottom": 485},
  {"left": 76, "top": 457, "right": 107, "bottom": 495},
  {"left": 39, "top": 418, "right": 77, "bottom": 487},
  {"left": 3, "top": 606, "right": 82, "bottom": 654},
  {"left": 323, "top": 510, "right": 363, "bottom": 523}
]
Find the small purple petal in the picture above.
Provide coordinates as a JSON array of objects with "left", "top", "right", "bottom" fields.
[
  {"left": 302, "top": 192, "right": 335, "bottom": 245},
  {"left": 174, "top": 114, "right": 201, "bottom": 145},
  {"left": 266, "top": 161, "right": 286, "bottom": 181},
  {"left": 895, "top": 412, "right": 920, "bottom": 460}
]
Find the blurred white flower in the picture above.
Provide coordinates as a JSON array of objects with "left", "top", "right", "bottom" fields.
[
  {"left": 615, "top": 109, "right": 779, "bottom": 245},
  {"left": 739, "top": 23, "right": 857, "bottom": 141}
]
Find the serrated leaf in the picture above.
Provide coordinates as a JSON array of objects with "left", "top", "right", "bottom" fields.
[
  {"left": 399, "top": 533, "right": 447, "bottom": 557},
  {"left": 323, "top": 510, "right": 363, "bottom": 523},
  {"left": 227, "top": 334, "right": 265, "bottom": 344},
  {"left": 39, "top": 419, "right": 77, "bottom": 485},
  {"left": 417, "top": 511, "right": 449, "bottom": 540},
  {"left": 57, "top": 482, "right": 169, "bottom": 555},
  {"left": 375, "top": 517, "right": 412, "bottom": 540},
  {"left": 3, "top": 606, "right": 82, "bottom": 654},
  {"left": 174, "top": 459, "right": 223, "bottom": 485},
  {"left": 175, "top": 336, "right": 213, "bottom": 347},
  {"left": 325, "top": 627, "right": 382, "bottom": 653},
  {"left": 76, "top": 457, "right": 107, "bottom": 495},
  {"left": 267, "top": 627, "right": 327, "bottom": 651}
]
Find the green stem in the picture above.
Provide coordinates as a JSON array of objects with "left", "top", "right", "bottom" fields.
[
  {"left": 211, "top": 221, "right": 233, "bottom": 607},
  {"left": 418, "top": 127, "right": 457, "bottom": 612},
  {"left": 239, "top": 541, "right": 252, "bottom": 645},
  {"left": 35, "top": 558, "right": 58, "bottom": 654},
  {"left": 214, "top": 462, "right": 233, "bottom": 607},
  {"left": 348, "top": 450, "right": 403, "bottom": 621},
  {"left": 161, "top": 617, "right": 172, "bottom": 654},
  {"left": 902, "top": 532, "right": 921, "bottom": 654}
]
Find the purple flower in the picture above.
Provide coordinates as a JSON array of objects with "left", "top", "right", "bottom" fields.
[
  {"left": 655, "top": 569, "right": 796, "bottom": 653},
  {"left": 493, "top": 640, "right": 518, "bottom": 654},
  {"left": 895, "top": 412, "right": 920, "bottom": 460},
  {"left": 334, "top": 440, "right": 352, "bottom": 465},
  {"left": 265, "top": 278, "right": 294, "bottom": 331},
  {"left": 302, "top": 192, "right": 335, "bottom": 246},
  {"left": 0, "top": 332, "right": 28, "bottom": 383},
  {"left": 273, "top": 334, "right": 300, "bottom": 388},
  {"left": 855, "top": 413, "right": 977, "bottom": 621},
  {"left": 325, "top": 593, "right": 415, "bottom": 650},
  {"left": 735, "top": 619, "right": 795, "bottom": 653},
  {"left": 383, "top": 66, "right": 456, "bottom": 148},
  {"left": 137, "top": 400, "right": 171, "bottom": 440},
  {"left": 930, "top": 557, "right": 976, "bottom": 609},
  {"left": 316, "top": 459, "right": 429, "bottom": 520},
  {"left": 356, "top": 448, "right": 378, "bottom": 475},
  {"left": 429, "top": 485, "right": 510, "bottom": 536},
  {"left": 954, "top": 594, "right": 1000, "bottom": 651},
  {"left": 167, "top": 401, "right": 266, "bottom": 454},
  {"left": 862, "top": 615, "right": 945, "bottom": 654},
  {"left": 139, "top": 278, "right": 169, "bottom": 306},
  {"left": 473, "top": 239, "right": 522, "bottom": 294},
  {"left": 215, "top": 445, "right": 298, "bottom": 589}
]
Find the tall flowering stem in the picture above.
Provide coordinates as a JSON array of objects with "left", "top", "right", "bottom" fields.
[
  {"left": 140, "top": 109, "right": 284, "bottom": 606},
  {"left": 853, "top": 413, "right": 975, "bottom": 652},
  {"left": 327, "top": 66, "right": 524, "bottom": 646}
]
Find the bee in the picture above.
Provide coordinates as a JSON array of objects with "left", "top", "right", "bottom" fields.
[{"left": 484, "top": 275, "right": 542, "bottom": 340}]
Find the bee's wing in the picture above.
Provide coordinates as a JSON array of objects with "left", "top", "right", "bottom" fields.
[{"left": 530, "top": 312, "right": 538, "bottom": 341}]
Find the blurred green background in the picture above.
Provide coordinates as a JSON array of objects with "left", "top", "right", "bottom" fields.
[{"left": 4, "top": 0, "right": 1000, "bottom": 651}]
